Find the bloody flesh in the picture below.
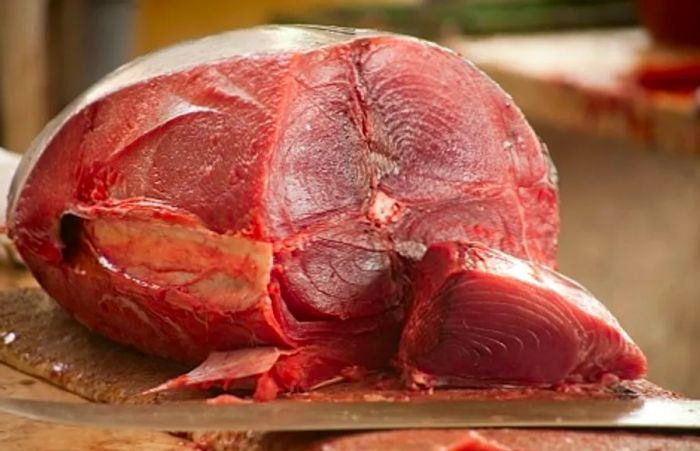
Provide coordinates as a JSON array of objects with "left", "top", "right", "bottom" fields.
[
  {"left": 399, "top": 242, "right": 647, "bottom": 388},
  {"left": 7, "top": 25, "right": 644, "bottom": 397}
]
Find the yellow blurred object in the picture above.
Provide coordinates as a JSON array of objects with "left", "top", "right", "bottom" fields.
[
  {"left": 135, "top": 0, "right": 389, "bottom": 55},
  {"left": 0, "top": 0, "right": 49, "bottom": 152}
]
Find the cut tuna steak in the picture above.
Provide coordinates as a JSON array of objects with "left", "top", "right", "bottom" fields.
[
  {"left": 399, "top": 242, "right": 647, "bottom": 387},
  {"left": 7, "top": 25, "right": 643, "bottom": 397}
]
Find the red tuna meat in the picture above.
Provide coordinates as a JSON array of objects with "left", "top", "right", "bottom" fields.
[
  {"left": 399, "top": 242, "right": 647, "bottom": 387},
  {"left": 7, "top": 25, "right": 641, "bottom": 397}
]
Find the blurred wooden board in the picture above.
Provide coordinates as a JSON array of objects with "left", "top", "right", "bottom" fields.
[
  {"left": 448, "top": 28, "right": 700, "bottom": 156},
  {"left": 0, "top": 364, "right": 189, "bottom": 450},
  {"left": 0, "top": 267, "right": 37, "bottom": 290}
]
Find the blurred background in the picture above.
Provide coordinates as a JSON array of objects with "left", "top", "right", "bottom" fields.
[{"left": 0, "top": 0, "right": 698, "bottom": 396}]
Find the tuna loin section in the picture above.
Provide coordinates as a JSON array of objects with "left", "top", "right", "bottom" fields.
[{"left": 399, "top": 242, "right": 647, "bottom": 387}]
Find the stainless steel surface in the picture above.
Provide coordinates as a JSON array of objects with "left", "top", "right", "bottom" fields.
[{"left": 0, "top": 398, "right": 698, "bottom": 431}]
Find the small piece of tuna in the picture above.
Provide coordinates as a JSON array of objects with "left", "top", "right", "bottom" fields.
[{"left": 399, "top": 242, "right": 647, "bottom": 387}]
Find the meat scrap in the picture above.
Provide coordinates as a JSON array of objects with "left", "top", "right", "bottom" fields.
[
  {"left": 7, "top": 25, "right": 644, "bottom": 398},
  {"left": 399, "top": 242, "right": 646, "bottom": 388}
]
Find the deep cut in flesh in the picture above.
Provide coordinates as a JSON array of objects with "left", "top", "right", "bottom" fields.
[
  {"left": 399, "top": 242, "right": 647, "bottom": 388},
  {"left": 7, "top": 26, "right": 644, "bottom": 398}
]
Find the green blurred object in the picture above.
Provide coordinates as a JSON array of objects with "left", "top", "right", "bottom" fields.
[
  {"left": 275, "top": 0, "right": 638, "bottom": 39},
  {"left": 276, "top": 4, "right": 435, "bottom": 38}
]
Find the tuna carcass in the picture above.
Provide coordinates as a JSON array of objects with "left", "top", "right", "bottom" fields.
[{"left": 7, "top": 25, "right": 645, "bottom": 399}]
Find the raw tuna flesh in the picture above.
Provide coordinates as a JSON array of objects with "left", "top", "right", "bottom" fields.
[
  {"left": 7, "top": 25, "right": 643, "bottom": 398},
  {"left": 399, "top": 242, "right": 647, "bottom": 388}
]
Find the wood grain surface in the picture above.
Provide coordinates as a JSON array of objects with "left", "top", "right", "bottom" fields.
[{"left": 0, "top": 364, "right": 190, "bottom": 450}]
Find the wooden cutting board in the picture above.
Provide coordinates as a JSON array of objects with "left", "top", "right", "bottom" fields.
[
  {"left": 1, "top": 287, "right": 698, "bottom": 450},
  {"left": 0, "top": 364, "right": 189, "bottom": 450}
]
